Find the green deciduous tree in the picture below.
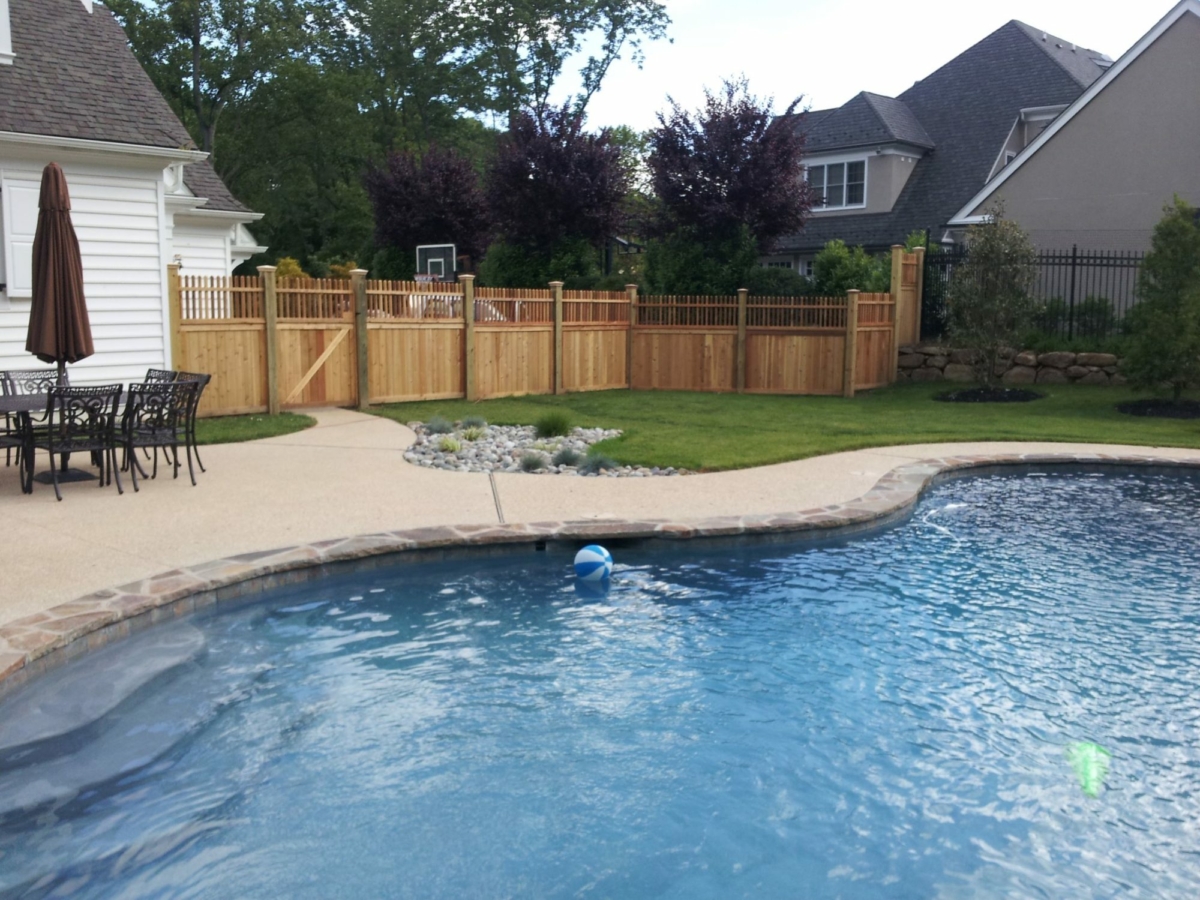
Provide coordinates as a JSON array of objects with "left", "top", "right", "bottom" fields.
[
  {"left": 946, "top": 203, "right": 1039, "bottom": 387},
  {"left": 811, "top": 240, "right": 889, "bottom": 295},
  {"left": 1123, "top": 198, "right": 1200, "bottom": 401}
]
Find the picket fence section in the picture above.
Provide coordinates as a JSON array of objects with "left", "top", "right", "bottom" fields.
[{"left": 170, "top": 250, "right": 920, "bottom": 417}]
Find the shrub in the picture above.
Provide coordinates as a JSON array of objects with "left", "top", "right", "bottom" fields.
[
  {"left": 462, "top": 415, "right": 487, "bottom": 429},
  {"left": 1124, "top": 197, "right": 1200, "bottom": 400},
  {"left": 534, "top": 411, "right": 572, "bottom": 438},
  {"left": 461, "top": 426, "right": 486, "bottom": 441},
  {"left": 519, "top": 451, "right": 548, "bottom": 472},
  {"left": 580, "top": 453, "right": 619, "bottom": 475},
  {"left": 643, "top": 226, "right": 758, "bottom": 295},
  {"left": 552, "top": 447, "right": 585, "bottom": 467},
  {"left": 438, "top": 436, "right": 461, "bottom": 453},
  {"left": 745, "top": 264, "right": 811, "bottom": 297},
  {"left": 274, "top": 256, "right": 307, "bottom": 278},
  {"left": 946, "top": 203, "right": 1038, "bottom": 387},
  {"left": 811, "top": 240, "right": 889, "bottom": 295},
  {"left": 425, "top": 416, "right": 453, "bottom": 434}
]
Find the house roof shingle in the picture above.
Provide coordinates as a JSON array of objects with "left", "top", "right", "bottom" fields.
[
  {"left": 0, "top": 0, "right": 193, "bottom": 149},
  {"left": 182, "top": 159, "right": 250, "bottom": 214},
  {"left": 776, "top": 19, "right": 1109, "bottom": 253}
]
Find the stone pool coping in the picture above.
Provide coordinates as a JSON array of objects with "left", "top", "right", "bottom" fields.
[{"left": 2, "top": 450, "right": 1198, "bottom": 698}]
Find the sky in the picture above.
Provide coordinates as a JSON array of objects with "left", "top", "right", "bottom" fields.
[{"left": 551, "top": 0, "right": 1172, "bottom": 131}]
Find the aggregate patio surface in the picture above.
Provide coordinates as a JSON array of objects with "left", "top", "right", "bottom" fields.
[{"left": 2, "top": 407, "right": 1199, "bottom": 690}]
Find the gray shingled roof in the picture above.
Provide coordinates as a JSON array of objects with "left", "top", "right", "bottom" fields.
[
  {"left": 182, "top": 159, "right": 250, "bottom": 214},
  {"left": 803, "top": 93, "right": 932, "bottom": 153},
  {"left": 777, "top": 19, "right": 1108, "bottom": 253},
  {"left": 0, "top": 0, "right": 193, "bottom": 148}
]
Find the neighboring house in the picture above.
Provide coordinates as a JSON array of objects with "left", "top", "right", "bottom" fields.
[
  {"left": 765, "top": 20, "right": 1113, "bottom": 273},
  {"left": 0, "top": 0, "right": 264, "bottom": 383},
  {"left": 949, "top": 0, "right": 1200, "bottom": 252}
]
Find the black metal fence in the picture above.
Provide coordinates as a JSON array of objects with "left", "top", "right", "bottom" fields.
[{"left": 921, "top": 245, "right": 1145, "bottom": 342}]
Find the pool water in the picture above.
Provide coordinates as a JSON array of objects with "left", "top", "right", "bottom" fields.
[{"left": 2, "top": 471, "right": 1200, "bottom": 898}]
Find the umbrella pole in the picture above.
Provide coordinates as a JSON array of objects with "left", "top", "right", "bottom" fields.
[{"left": 56, "top": 360, "right": 66, "bottom": 387}]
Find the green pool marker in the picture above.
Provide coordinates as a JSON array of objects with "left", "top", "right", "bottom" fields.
[{"left": 1067, "top": 742, "right": 1111, "bottom": 798}]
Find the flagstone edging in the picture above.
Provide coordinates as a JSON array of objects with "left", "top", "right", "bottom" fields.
[{"left": 2, "top": 451, "right": 1198, "bottom": 697}]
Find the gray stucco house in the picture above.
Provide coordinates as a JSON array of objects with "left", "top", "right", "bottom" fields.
[
  {"left": 950, "top": 0, "right": 1200, "bottom": 252},
  {"left": 764, "top": 18, "right": 1113, "bottom": 272}
]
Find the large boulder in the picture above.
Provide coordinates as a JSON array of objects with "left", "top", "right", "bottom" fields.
[
  {"left": 916, "top": 344, "right": 946, "bottom": 356},
  {"left": 1066, "top": 366, "right": 1091, "bottom": 380},
  {"left": 1036, "top": 367, "right": 1069, "bottom": 384},
  {"left": 911, "top": 367, "right": 944, "bottom": 382},
  {"left": 925, "top": 355, "right": 949, "bottom": 369},
  {"left": 1003, "top": 366, "right": 1037, "bottom": 384},
  {"left": 898, "top": 353, "right": 926, "bottom": 369},
  {"left": 1014, "top": 350, "right": 1038, "bottom": 367},
  {"left": 944, "top": 363, "right": 974, "bottom": 382},
  {"left": 949, "top": 349, "right": 977, "bottom": 365},
  {"left": 1077, "top": 352, "right": 1118, "bottom": 368},
  {"left": 1078, "top": 371, "right": 1110, "bottom": 385},
  {"left": 1038, "top": 351, "right": 1076, "bottom": 369}
]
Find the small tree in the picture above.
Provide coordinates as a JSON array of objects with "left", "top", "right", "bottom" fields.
[
  {"left": 365, "top": 145, "right": 490, "bottom": 269},
  {"left": 486, "top": 105, "right": 629, "bottom": 260},
  {"left": 1124, "top": 198, "right": 1200, "bottom": 401},
  {"left": 647, "top": 78, "right": 812, "bottom": 251},
  {"left": 811, "top": 240, "right": 889, "bottom": 294},
  {"left": 946, "top": 203, "right": 1038, "bottom": 387}
]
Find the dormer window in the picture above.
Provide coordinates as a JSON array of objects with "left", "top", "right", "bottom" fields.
[{"left": 807, "top": 160, "right": 866, "bottom": 209}]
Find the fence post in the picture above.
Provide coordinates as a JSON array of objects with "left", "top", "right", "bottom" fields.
[
  {"left": 460, "top": 274, "right": 476, "bottom": 401},
  {"left": 843, "top": 289, "right": 860, "bottom": 398},
  {"left": 889, "top": 245, "right": 904, "bottom": 383},
  {"left": 735, "top": 288, "right": 748, "bottom": 393},
  {"left": 167, "top": 263, "right": 182, "bottom": 370},
  {"left": 351, "top": 269, "right": 369, "bottom": 410},
  {"left": 258, "top": 265, "right": 280, "bottom": 415},
  {"left": 1067, "top": 243, "right": 1078, "bottom": 340},
  {"left": 913, "top": 246, "right": 926, "bottom": 343},
  {"left": 551, "top": 280, "right": 564, "bottom": 395},
  {"left": 625, "top": 283, "right": 638, "bottom": 389}
]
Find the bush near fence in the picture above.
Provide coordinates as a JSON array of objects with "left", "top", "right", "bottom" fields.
[{"left": 169, "top": 249, "right": 922, "bottom": 416}]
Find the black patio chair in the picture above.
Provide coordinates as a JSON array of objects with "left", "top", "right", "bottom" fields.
[
  {"left": 32, "top": 384, "right": 124, "bottom": 501},
  {"left": 120, "top": 381, "right": 197, "bottom": 491},
  {"left": 1, "top": 369, "right": 62, "bottom": 469},
  {"left": 145, "top": 368, "right": 178, "bottom": 384},
  {"left": 173, "top": 371, "right": 211, "bottom": 474}
]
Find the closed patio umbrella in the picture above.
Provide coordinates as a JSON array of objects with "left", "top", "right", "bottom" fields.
[{"left": 25, "top": 162, "right": 92, "bottom": 383}]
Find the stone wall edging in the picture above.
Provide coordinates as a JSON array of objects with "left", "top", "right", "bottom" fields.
[
  {"left": 897, "top": 345, "right": 1125, "bottom": 386},
  {"left": 2, "top": 451, "right": 1198, "bottom": 698}
]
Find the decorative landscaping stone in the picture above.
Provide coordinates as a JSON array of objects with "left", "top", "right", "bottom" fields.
[
  {"left": 1002, "top": 366, "right": 1038, "bottom": 384},
  {"left": 1066, "top": 366, "right": 1091, "bottom": 380},
  {"left": 943, "top": 363, "right": 974, "bottom": 382},
  {"left": 898, "top": 354, "right": 925, "bottom": 369},
  {"left": 910, "top": 368, "right": 944, "bottom": 382},
  {"left": 1078, "top": 371, "right": 1110, "bottom": 385},
  {"left": 1037, "top": 351, "right": 1076, "bottom": 369},
  {"left": 925, "top": 355, "right": 949, "bottom": 369},
  {"left": 1036, "top": 367, "right": 1069, "bottom": 384},
  {"left": 404, "top": 422, "right": 690, "bottom": 477},
  {"left": 1077, "top": 352, "right": 1118, "bottom": 367},
  {"left": 1014, "top": 351, "right": 1038, "bottom": 367},
  {"left": 949, "top": 349, "right": 977, "bottom": 365}
]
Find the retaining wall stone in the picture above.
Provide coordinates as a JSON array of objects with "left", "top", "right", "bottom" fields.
[{"left": 896, "top": 345, "right": 1125, "bottom": 386}]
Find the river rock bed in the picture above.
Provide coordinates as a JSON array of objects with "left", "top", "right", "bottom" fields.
[{"left": 403, "top": 422, "right": 691, "bottom": 476}]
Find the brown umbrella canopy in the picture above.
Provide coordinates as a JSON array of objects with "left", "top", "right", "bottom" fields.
[{"left": 25, "top": 162, "right": 93, "bottom": 369}]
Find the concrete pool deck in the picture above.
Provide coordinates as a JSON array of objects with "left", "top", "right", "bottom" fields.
[{"left": 2, "top": 406, "right": 1199, "bottom": 686}]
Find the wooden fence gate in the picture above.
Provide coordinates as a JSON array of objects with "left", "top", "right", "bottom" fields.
[{"left": 169, "top": 248, "right": 922, "bottom": 418}]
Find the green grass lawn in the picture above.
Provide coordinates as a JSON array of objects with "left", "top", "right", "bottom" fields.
[
  {"left": 370, "top": 384, "right": 1200, "bottom": 472},
  {"left": 194, "top": 412, "right": 316, "bottom": 445}
]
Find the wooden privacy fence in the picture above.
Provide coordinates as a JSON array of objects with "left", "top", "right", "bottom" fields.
[{"left": 169, "top": 248, "right": 921, "bottom": 417}]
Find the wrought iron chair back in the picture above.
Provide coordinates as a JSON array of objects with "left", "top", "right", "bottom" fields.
[
  {"left": 173, "top": 371, "right": 212, "bottom": 474},
  {"left": 121, "top": 381, "right": 198, "bottom": 489},
  {"left": 144, "top": 368, "right": 178, "bottom": 384},
  {"left": 35, "top": 384, "right": 124, "bottom": 500},
  {"left": 3, "top": 369, "right": 64, "bottom": 396}
]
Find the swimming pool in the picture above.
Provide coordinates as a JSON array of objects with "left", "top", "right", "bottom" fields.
[{"left": 1, "top": 470, "right": 1199, "bottom": 898}]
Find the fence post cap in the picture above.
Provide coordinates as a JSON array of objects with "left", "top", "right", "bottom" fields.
[
  {"left": 458, "top": 273, "right": 475, "bottom": 282},
  {"left": 349, "top": 268, "right": 368, "bottom": 277},
  {"left": 548, "top": 280, "right": 564, "bottom": 287},
  {"left": 625, "top": 284, "right": 638, "bottom": 290},
  {"left": 891, "top": 243, "right": 904, "bottom": 249},
  {"left": 847, "top": 288, "right": 862, "bottom": 295},
  {"left": 257, "top": 265, "right": 278, "bottom": 273}
]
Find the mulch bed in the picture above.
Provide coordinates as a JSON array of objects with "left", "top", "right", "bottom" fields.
[
  {"left": 934, "top": 388, "right": 1044, "bottom": 403},
  {"left": 1116, "top": 398, "right": 1200, "bottom": 419}
]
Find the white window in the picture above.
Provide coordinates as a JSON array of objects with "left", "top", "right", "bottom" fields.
[
  {"left": 764, "top": 260, "right": 792, "bottom": 269},
  {"left": 1, "top": 176, "right": 40, "bottom": 299},
  {"left": 800, "top": 259, "right": 814, "bottom": 278},
  {"left": 807, "top": 160, "right": 866, "bottom": 209}
]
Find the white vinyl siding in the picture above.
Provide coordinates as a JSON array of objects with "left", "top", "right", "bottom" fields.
[
  {"left": 0, "top": 160, "right": 168, "bottom": 385},
  {"left": 172, "top": 221, "right": 233, "bottom": 276}
]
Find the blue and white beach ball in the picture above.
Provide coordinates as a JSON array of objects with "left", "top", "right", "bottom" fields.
[{"left": 574, "top": 545, "right": 613, "bottom": 582}]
